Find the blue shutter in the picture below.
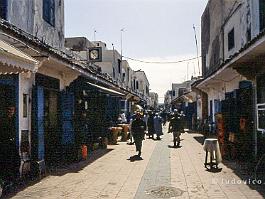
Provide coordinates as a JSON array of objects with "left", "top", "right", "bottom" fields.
[
  {"left": 61, "top": 91, "right": 74, "bottom": 145},
  {"left": 50, "top": 0, "right": 55, "bottom": 26},
  {"left": 43, "top": 0, "right": 55, "bottom": 26},
  {"left": 0, "top": 0, "right": 7, "bottom": 19},
  {"left": 36, "top": 86, "right": 45, "bottom": 161},
  {"left": 43, "top": 0, "right": 49, "bottom": 22}
]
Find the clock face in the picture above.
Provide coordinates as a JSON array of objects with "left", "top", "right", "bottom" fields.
[
  {"left": 88, "top": 47, "right": 102, "bottom": 62},
  {"left": 90, "top": 49, "right": 99, "bottom": 60}
]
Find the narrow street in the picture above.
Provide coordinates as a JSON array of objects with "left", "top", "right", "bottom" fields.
[{"left": 7, "top": 125, "right": 264, "bottom": 199}]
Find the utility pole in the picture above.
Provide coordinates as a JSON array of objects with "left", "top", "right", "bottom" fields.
[
  {"left": 120, "top": 28, "right": 125, "bottom": 60},
  {"left": 120, "top": 28, "right": 124, "bottom": 56},
  {"left": 193, "top": 24, "right": 201, "bottom": 76},
  {"left": 94, "top": 29, "right": 97, "bottom": 41},
  {"left": 112, "top": 43, "right": 116, "bottom": 79}
]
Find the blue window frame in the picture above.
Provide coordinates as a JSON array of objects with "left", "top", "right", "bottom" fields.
[
  {"left": 43, "top": 0, "right": 55, "bottom": 26},
  {"left": 0, "top": 0, "right": 7, "bottom": 20},
  {"left": 260, "top": 0, "right": 265, "bottom": 31}
]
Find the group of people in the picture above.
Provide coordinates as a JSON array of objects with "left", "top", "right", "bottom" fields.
[
  {"left": 146, "top": 111, "right": 164, "bottom": 140},
  {"left": 129, "top": 109, "right": 185, "bottom": 157}
]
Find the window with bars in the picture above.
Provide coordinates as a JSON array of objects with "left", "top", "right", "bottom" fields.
[
  {"left": 43, "top": 0, "right": 55, "bottom": 26},
  {"left": 0, "top": 0, "right": 7, "bottom": 20}
]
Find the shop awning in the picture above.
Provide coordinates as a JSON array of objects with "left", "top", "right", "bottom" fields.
[
  {"left": 87, "top": 82, "right": 125, "bottom": 96},
  {"left": 171, "top": 91, "right": 196, "bottom": 104},
  {"left": 126, "top": 93, "right": 141, "bottom": 102},
  {"left": 0, "top": 39, "right": 38, "bottom": 74}
]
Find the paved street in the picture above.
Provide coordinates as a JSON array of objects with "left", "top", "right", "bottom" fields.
[{"left": 7, "top": 125, "right": 265, "bottom": 199}]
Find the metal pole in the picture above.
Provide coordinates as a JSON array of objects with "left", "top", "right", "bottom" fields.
[
  {"left": 120, "top": 28, "right": 125, "bottom": 81},
  {"left": 94, "top": 30, "right": 97, "bottom": 41},
  {"left": 120, "top": 28, "right": 125, "bottom": 60},
  {"left": 112, "top": 43, "right": 116, "bottom": 79},
  {"left": 193, "top": 25, "right": 201, "bottom": 76},
  {"left": 120, "top": 29, "right": 123, "bottom": 58}
]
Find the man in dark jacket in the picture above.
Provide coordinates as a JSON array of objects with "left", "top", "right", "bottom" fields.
[
  {"left": 131, "top": 112, "right": 146, "bottom": 157},
  {"left": 168, "top": 110, "right": 183, "bottom": 147},
  {"left": 147, "top": 112, "right": 155, "bottom": 139}
]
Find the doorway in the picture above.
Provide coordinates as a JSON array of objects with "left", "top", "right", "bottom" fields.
[
  {"left": 0, "top": 84, "right": 20, "bottom": 182},
  {"left": 44, "top": 89, "right": 60, "bottom": 165}
]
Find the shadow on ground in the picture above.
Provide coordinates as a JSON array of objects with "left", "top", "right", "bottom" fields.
[
  {"left": 222, "top": 159, "right": 265, "bottom": 196},
  {"left": 191, "top": 132, "right": 265, "bottom": 196},
  {"left": 127, "top": 155, "right": 143, "bottom": 162},
  {"left": 49, "top": 149, "right": 114, "bottom": 176},
  {"left": 168, "top": 145, "right": 182, "bottom": 149},
  {"left": 193, "top": 136, "right": 205, "bottom": 145},
  {"left": 3, "top": 148, "right": 113, "bottom": 198},
  {"left": 205, "top": 167, "right": 222, "bottom": 173}
]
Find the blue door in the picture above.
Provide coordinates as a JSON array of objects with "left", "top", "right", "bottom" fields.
[{"left": 32, "top": 86, "right": 45, "bottom": 161}]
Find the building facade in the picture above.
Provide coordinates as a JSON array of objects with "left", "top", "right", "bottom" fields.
[
  {"left": 164, "top": 90, "right": 172, "bottom": 111},
  {"left": 149, "top": 92, "right": 159, "bottom": 110},
  {"left": 133, "top": 70, "right": 150, "bottom": 107},
  {"left": 196, "top": 0, "right": 265, "bottom": 160},
  {"left": 0, "top": 0, "right": 148, "bottom": 181}
]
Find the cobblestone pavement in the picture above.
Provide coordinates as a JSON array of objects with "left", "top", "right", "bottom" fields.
[{"left": 7, "top": 125, "right": 265, "bottom": 199}]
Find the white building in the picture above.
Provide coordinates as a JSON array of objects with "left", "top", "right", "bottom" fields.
[
  {"left": 149, "top": 92, "right": 159, "bottom": 110},
  {"left": 171, "top": 81, "right": 191, "bottom": 101},
  {"left": 2, "top": 0, "right": 65, "bottom": 49},
  {"left": 133, "top": 70, "right": 150, "bottom": 106}
]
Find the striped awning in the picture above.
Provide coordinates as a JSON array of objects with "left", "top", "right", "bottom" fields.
[{"left": 0, "top": 39, "right": 39, "bottom": 74}]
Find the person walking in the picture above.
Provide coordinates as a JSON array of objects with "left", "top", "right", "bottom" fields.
[
  {"left": 147, "top": 112, "right": 155, "bottom": 139},
  {"left": 168, "top": 110, "right": 183, "bottom": 147},
  {"left": 131, "top": 112, "right": 146, "bottom": 157},
  {"left": 153, "top": 113, "right": 163, "bottom": 140}
]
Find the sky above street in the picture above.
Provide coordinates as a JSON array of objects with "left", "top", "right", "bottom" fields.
[{"left": 65, "top": 0, "right": 208, "bottom": 102}]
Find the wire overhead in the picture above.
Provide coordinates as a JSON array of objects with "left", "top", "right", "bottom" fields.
[{"left": 122, "top": 56, "right": 201, "bottom": 64}]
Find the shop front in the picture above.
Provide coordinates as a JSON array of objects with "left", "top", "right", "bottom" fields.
[
  {"left": 195, "top": 65, "right": 255, "bottom": 160},
  {"left": 32, "top": 73, "right": 61, "bottom": 166},
  {"left": 220, "top": 81, "right": 254, "bottom": 160},
  {"left": 0, "top": 39, "right": 38, "bottom": 183},
  {"left": 69, "top": 77, "right": 125, "bottom": 159}
]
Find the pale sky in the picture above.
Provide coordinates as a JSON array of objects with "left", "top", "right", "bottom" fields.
[{"left": 65, "top": 0, "right": 208, "bottom": 102}]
